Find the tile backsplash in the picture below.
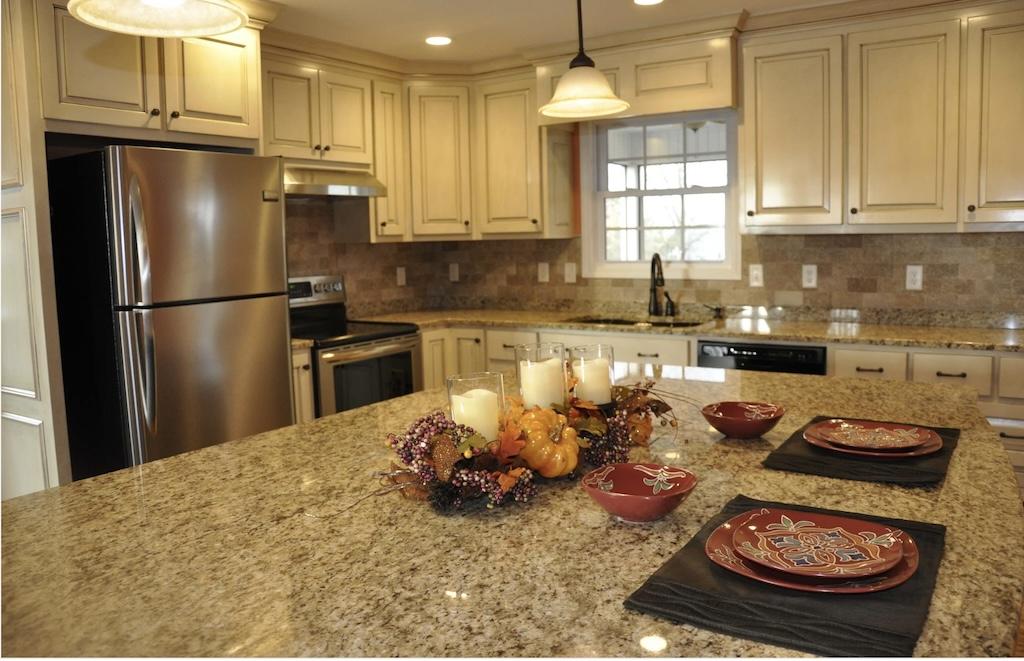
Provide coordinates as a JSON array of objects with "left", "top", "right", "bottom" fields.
[{"left": 286, "top": 199, "right": 1024, "bottom": 327}]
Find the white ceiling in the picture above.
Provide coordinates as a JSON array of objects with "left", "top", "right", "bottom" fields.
[{"left": 268, "top": 0, "right": 851, "bottom": 63}]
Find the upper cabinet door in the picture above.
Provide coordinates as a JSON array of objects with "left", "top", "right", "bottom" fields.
[
  {"left": 35, "top": 1, "right": 161, "bottom": 128},
  {"left": 319, "top": 70, "right": 373, "bottom": 164},
  {"left": 409, "top": 85, "right": 472, "bottom": 236},
  {"left": 262, "top": 59, "right": 320, "bottom": 159},
  {"left": 473, "top": 78, "right": 542, "bottom": 235},
  {"left": 372, "top": 80, "right": 409, "bottom": 238},
  {"left": 847, "top": 20, "right": 959, "bottom": 224},
  {"left": 163, "top": 28, "right": 260, "bottom": 139},
  {"left": 964, "top": 10, "right": 1024, "bottom": 224},
  {"left": 742, "top": 36, "right": 843, "bottom": 226}
]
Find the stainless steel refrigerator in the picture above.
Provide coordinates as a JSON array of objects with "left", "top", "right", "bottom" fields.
[{"left": 48, "top": 146, "right": 293, "bottom": 480}]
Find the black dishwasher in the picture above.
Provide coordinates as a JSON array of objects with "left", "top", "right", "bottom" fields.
[{"left": 697, "top": 340, "right": 827, "bottom": 375}]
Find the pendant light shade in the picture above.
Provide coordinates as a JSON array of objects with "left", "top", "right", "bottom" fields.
[
  {"left": 67, "top": 0, "right": 248, "bottom": 38},
  {"left": 540, "top": 0, "right": 629, "bottom": 119}
]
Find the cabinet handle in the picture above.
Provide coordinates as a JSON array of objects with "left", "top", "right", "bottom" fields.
[
  {"left": 855, "top": 366, "right": 884, "bottom": 373},
  {"left": 502, "top": 343, "right": 516, "bottom": 349},
  {"left": 170, "top": 110, "right": 180, "bottom": 119},
  {"left": 302, "top": 364, "right": 310, "bottom": 371},
  {"left": 323, "top": 145, "right": 331, "bottom": 152},
  {"left": 850, "top": 207, "right": 858, "bottom": 214},
  {"left": 967, "top": 204, "right": 976, "bottom": 212},
  {"left": 150, "top": 108, "right": 161, "bottom": 116},
  {"left": 999, "top": 431, "right": 1024, "bottom": 440},
  {"left": 746, "top": 210, "right": 754, "bottom": 217},
  {"left": 637, "top": 352, "right": 660, "bottom": 358},
  {"left": 936, "top": 371, "right": 967, "bottom": 378},
  {"left": 313, "top": 145, "right": 322, "bottom": 151}
]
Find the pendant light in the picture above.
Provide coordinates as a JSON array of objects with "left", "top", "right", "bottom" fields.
[
  {"left": 539, "top": 0, "right": 629, "bottom": 119},
  {"left": 67, "top": 0, "right": 248, "bottom": 38}
]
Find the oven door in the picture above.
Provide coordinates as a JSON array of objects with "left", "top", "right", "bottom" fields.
[{"left": 315, "top": 334, "right": 423, "bottom": 416}]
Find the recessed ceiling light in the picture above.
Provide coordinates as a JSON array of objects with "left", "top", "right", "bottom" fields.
[
  {"left": 425, "top": 36, "right": 452, "bottom": 46},
  {"left": 634, "top": 0, "right": 664, "bottom": 5}
]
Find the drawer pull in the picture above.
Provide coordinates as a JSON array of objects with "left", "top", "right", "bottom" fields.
[
  {"left": 502, "top": 343, "right": 516, "bottom": 349},
  {"left": 637, "top": 352, "right": 660, "bottom": 358},
  {"left": 855, "top": 366, "right": 884, "bottom": 373},
  {"left": 936, "top": 371, "right": 968, "bottom": 378},
  {"left": 999, "top": 431, "right": 1024, "bottom": 440}
]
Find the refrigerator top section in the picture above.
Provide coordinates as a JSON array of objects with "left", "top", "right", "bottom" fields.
[
  {"left": 107, "top": 146, "right": 287, "bottom": 307},
  {"left": 289, "top": 302, "right": 419, "bottom": 348}
]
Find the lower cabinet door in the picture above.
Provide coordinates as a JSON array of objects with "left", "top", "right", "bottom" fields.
[
  {"left": 421, "top": 329, "right": 449, "bottom": 391},
  {"left": 291, "top": 347, "right": 315, "bottom": 424}
]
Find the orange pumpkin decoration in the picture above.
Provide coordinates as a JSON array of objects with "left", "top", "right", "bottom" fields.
[{"left": 519, "top": 407, "right": 580, "bottom": 478}]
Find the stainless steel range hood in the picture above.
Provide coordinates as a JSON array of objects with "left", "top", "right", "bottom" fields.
[{"left": 283, "top": 165, "right": 386, "bottom": 197}]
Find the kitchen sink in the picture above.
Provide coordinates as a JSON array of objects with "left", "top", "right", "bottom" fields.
[{"left": 569, "top": 316, "right": 707, "bottom": 328}]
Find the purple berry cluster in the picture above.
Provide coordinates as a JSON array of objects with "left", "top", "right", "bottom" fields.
[
  {"left": 581, "top": 408, "right": 632, "bottom": 467},
  {"left": 450, "top": 466, "right": 537, "bottom": 507},
  {"left": 386, "top": 410, "right": 476, "bottom": 482}
]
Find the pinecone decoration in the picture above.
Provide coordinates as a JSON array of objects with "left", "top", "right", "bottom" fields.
[{"left": 431, "top": 434, "right": 461, "bottom": 482}]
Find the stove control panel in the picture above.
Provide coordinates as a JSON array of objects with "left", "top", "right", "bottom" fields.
[{"left": 288, "top": 275, "right": 347, "bottom": 307}]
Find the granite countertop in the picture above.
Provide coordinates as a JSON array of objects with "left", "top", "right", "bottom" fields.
[
  {"left": 3, "top": 370, "right": 1022, "bottom": 656},
  {"left": 290, "top": 337, "right": 314, "bottom": 350},
  {"left": 363, "top": 310, "right": 1023, "bottom": 353}
]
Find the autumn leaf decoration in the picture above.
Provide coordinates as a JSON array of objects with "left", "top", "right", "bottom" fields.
[
  {"left": 492, "top": 422, "right": 526, "bottom": 464},
  {"left": 494, "top": 467, "right": 528, "bottom": 494}
]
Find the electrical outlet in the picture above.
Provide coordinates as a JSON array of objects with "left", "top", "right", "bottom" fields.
[
  {"left": 802, "top": 264, "right": 818, "bottom": 289},
  {"left": 537, "top": 262, "right": 550, "bottom": 283},
  {"left": 906, "top": 264, "right": 923, "bottom": 291},
  {"left": 448, "top": 263, "right": 459, "bottom": 283},
  {"left": 749, "top": 264, "right": 764, "bottom": 287},
  {"left": 564, "top": 261, "right": 577, "bottom": 284},
  {"left": 396, "top": 266, "right": 406, "bottom": 287}
]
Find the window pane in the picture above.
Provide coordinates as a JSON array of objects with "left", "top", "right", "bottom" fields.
[
  {"left": 645, "top": 123, "right": 684, "bottom": 158},
  {"left": 643, "top": 162, "right": 685, "bottom": 190},
  {"left": 642, "top": 195, "right": 681, "bottom": 227},
  {"left": 643, "top": 229, "right": 683, "bottom": 261},
  {"left": 607, "top": 162, "right": 641, "bottom": 192},
  {"left": 683, "top": 193, "right": 725, "bottom": 226},
  {"left": 686, "top": 159, "right": 727, "bottom": 188},
  {"left": 606, "top": 229, "right": 639, "bottom": 261},
  {"left": 685, "top": 120, "right": 726, "bottom": 154},
  {"left": 607, "top": 126, "right": 643, "bottom": 160},
  {"left": 605, "top": 196, "right": 638, "bottom": 228},
  {"left": 684, "top": 227, "right": 725, "bottom": 261}
]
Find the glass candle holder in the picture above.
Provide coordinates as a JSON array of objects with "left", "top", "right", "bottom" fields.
[
  {"left": 569, "top": 344, "right": 615, "bottom": 405},
  {"left": 446, "top": 372, "right": 505, "bottom": 441},
  {"left": 515, "top": 342, "right": 567, "bottom": 409}
]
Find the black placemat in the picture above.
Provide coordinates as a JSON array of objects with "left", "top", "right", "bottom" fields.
[
  {"left": 762, "top": 416, "right": 960, "bottom": 486},
  {"left": 624, "top": 495, "right": 946, "bottom": 657}
]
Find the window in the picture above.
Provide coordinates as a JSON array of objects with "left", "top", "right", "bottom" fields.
[{"left": 581, "top": 110, "right": 740, "bottom": 280}]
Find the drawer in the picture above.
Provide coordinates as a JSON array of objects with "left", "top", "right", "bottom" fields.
[
  {"left": 612, "top": 335, "right": 688, "bottom": 366},
  {"left": 912, "top": 353, "right": 993, "bottom": 396},
  {"left": 485, "top": 329, "right": 538, "bottom": 363},
  {"left": 833, "top": 348, "right": 907, "bottom": 380},
  {"left": 537, "top": 331, "right": 594, "bottom": 352},
  {"left": 998, "top": 356, "right": 1024, "bottom": 399}
]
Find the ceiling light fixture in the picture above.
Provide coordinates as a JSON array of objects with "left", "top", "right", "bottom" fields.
[
  {"left": 634, "top": 0, "right": 664, "bottom": 5},
  {"left": 66, "top": 0, "right": 248, "bottom": 38},
  {"left": 539, "top": 0, "right": 629, "bottom": 119},
  {"left": 425, "top": 36, "right": 452, "bottom": 46}
]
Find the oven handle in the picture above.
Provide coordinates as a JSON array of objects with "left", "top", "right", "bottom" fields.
[{"left": 319, "top": 339, "right": 418, "bottom": 365}]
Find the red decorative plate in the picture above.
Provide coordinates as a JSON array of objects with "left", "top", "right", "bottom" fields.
[
  {"left": 730, "top": 508, "right": 904, "bottom": 578},
  {"left": 803, "top": 428, "right": 944, "bottom": 459},
  {"left": 806, "top": 419, "right": 935, "bottom": 451},
  {"left": 705, "top": 510, "right": 920, "bottom": 594}
]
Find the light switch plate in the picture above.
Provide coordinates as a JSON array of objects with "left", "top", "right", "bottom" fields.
[
  {"left": 448, "top": 263, "right": 459, "bottom": 282},
  {"left": 749, "top": 264, "right": 764, "bottom": 287},
  {"left": 396, "top": 266, "right": 406, "bottom": 287},
  {"left": 564, "top": 261, "right": 577, "bottom": 284},
  {"left": 537, "top": 262, "right": 550, "bottom": 283},
  {"left": 802, "top": 264, "right": 817, "bottom": 289},
  {"left": 906, "top": 264, "right": 923, "bottom": 291}
]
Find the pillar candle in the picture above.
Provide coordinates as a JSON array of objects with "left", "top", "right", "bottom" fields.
[
  {"left": 450, "top": 388, "right": 500, "bottom": 440},
  {"left": 573, "top": 357, "right": 611, "bottom": 404},
  {"left": 519, "top": 357, "right": 565, "bottom": 409}
]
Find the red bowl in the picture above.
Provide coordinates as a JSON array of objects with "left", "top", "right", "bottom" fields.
[
  {"left": 581, "top": 462, "right": 698, "bottom": 522},
  {"left": 701, "top": 401, "right": 785, "bottom": 439}
]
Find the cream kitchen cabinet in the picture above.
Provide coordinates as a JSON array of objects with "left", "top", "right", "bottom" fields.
[
  {"left": 832, "top": 348, "right": 908, "bottom": 380},
  {"left": 420, "top": 328, "right": 486, "bottom": 390},
  {"left": 291, "top": 347, "right": 315, "bottom": 424},
  {"left": 541, "top": 124, "right": 577, "bottom": 238},
  {"left": 408, "top": 84, "right": 473, "bottom": 237},
  {"left": 371, "top": 79, "right": 410, "bottom": 239},
  {"left": 847, "top": 20, "right": 960, "bottom": 225},
  {"left": 36, "top": 1, "right": 260, "bottom": 138},
  {"left": 911, "top": 352, "right": 993, "bottom": 396},
  {"left": 742, "top": 36, "right": 843, "bottom": 227},
  {"left": 485, "top": 328, "right": 537, "bottom": 373},
  {"left": 963, "top": 9, "right": 1024, "bottom": 224},
  {"left": 472, "top": 76, "right": 542, "bottom": 235},
  {"left": 262, "top": 58, "right": 373, "bottom": 164}
]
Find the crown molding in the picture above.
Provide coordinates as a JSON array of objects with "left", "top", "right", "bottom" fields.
[
  {"left": 741, "top": 0, "right": 1009, "bottom": 31},
  {"left": 235, "top": 0, "right": 283, "bottom": 30}
]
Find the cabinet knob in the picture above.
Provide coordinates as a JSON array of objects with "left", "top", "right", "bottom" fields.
[
  {"left": 323, "top": 145, "right": 331, "bottom": 152},
  {"left": 746, "top": 210, "right": 754, "bottom": 217},
  {"left": 170, "top": 110, "right": 180, "bottom": 119},
  {"left": 463, "top": 220, "right": 470, "bottom": 227},
  {"left": 531, "top": 218, "right": 539, "bottom": 225},
  {"left": 313, "top": 145, "right": 321, "bottom": 151},
  {"left": 380, "top": 221, "right": 387, "bottom": 227},
  {"left": 150, "top": 108, "right": 161, "bottom": 116},
  {"left": 302, "top": 364, "right": 310, "bottom": 371},
  {"left": 967, "top": 204, "right": 976, "bottom": 212},
  {"left": 474, "top": 338, "right": 481, "bottom": 344},
  {"left": 850, "top": 207, "right": 858, "bottom": 214}
]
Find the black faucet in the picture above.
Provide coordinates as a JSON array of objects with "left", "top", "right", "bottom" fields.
[{"left": 648, "top": 253, "right": 665, "bottom": 316}]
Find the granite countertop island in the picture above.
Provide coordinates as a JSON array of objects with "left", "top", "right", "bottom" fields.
[{"left": 3, "top": 370, "right": 1023, "bottom": 656}]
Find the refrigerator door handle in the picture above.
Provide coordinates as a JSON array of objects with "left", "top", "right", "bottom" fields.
[
  {"left": 135, "top": 309, "right": 157, "bottom": 439},
  {"left": 129, "top": 176, "right": 153, "bottom": 306}
]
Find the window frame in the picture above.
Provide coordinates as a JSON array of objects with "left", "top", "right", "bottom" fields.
[{"left": 580, "top": 109, "right": 742, "bottom": 281}]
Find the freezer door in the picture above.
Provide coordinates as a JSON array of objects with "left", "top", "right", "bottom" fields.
[
  {"left": 108, "top": 146, "right": 286, "bottom": 306},
  {"left": 117, "top": 295, "right": 293, "bottom": 463}
]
